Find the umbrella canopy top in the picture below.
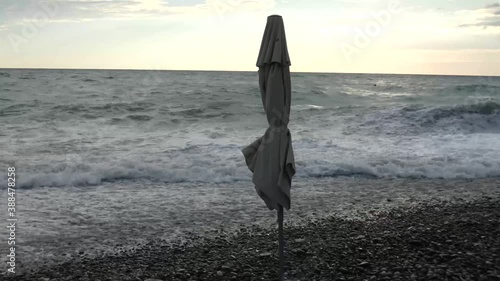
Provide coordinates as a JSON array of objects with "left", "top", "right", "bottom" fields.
[
  {"left": 256, "top": 15, "right": 291, "bottom": 67},
  {"left": 242, "top": 15, "right": 295, "bottom": 211}
]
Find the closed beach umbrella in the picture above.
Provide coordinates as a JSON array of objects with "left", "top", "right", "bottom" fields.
[{"left": 242, "top": 15, "right": 295, "bottom": 281}]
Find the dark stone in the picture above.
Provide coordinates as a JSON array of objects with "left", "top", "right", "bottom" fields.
[{"left": 11, "top": 198, "right": 500, "bottom": 281}]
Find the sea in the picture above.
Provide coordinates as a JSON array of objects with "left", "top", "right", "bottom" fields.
[
  {"left": 1, "top": 69, "right": 500, "bottom": 271},
  {"left": 1, "top": 69, "right": 500, "bottom": 186}
]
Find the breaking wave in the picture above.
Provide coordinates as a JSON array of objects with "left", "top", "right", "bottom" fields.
[
  {"left": 3, "top": 138, "right": 500, "bottom": 189},
  {"left": 350, "top": 102, "right": 500, "bottom": 135}
]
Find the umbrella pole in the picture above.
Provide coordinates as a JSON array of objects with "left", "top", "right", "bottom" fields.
[{"left": 278, "top": 205, "right": 284, "bottom": 281}]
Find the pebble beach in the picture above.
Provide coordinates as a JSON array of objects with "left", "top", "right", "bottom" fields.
[{"left": 4, "top": 177, "right": 500, "bottom": 281}]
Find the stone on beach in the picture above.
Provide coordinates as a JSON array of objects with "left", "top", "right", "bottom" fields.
[{"left": 11, "top": 197, "right": 500, "bottom": 281}]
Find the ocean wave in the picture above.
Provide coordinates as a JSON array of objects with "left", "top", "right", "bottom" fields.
[
  {"left": 52, "top": 104, "right": 88, "bottom": 113},
  {"left": 372, "top": 84, "right": 405, "bottom": 91},
  {"left": 171, "top": 108, "right": 206, "bottom": 117},
  {"left": 430, "top": 84, "right": 500, "bottom": 102},
  {"left": 452, "top": 84, "right": 500, "bottom": 93},
  {"left": 311, "top": 89, "right": 328, "bottom": 95},
  {"left": 339, "top": 87, "right": 410, "bottom": 99},
  {"left": 205, "top": 101, "right": 235, "bottom": 110},
  {"left": 0, "top": 103, "right": 39, "bottom": 116},
  {"left": 93, "top": 102, "right": 155, "bottom": 112},
  {"left": 127, "top": 114, "right": 153, "bottom": 121},
  {"left": 304, "top": 81, "right": 499, "bottom": 105},
  {"left": 350, "top": 102, "right": 500, "bottom": 135},
  {"left": 298, "top": 154, "right": 500, "bottom": 179},
  {"left": 51, "top": 102, "right": 155, "bottom": 114},
  {"left": 5, "top": 158, "right": 499, "bottom": 189},
  {"left": 292, "top": 104, "right": 325, "bottom": 111},
  {"left": 4, "top": 141, "right": 500, "bottom": 189},
  {"left": 3, "top": 159, "right": 248, "bottom": 189},
  {"left": 427, "top": 101, "right": 500, "bottom": 118},
  {"left": 48, "top": 101, "right": 238, "bottom": 122},
  {"left": 170, "top": 107, "right": 236, "bottom": 119},
  {"left": 19, "top": 76, "right": 35, "bottom": 80},
  {"left": 410, "top": 102, "right": 500, "bottom": 133}
]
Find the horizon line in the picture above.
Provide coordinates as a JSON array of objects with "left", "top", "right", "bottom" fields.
[{"left": 0, "top": 67, "right": 499, "bottom": 78}]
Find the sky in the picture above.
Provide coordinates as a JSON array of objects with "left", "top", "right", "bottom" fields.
[{"left": 0, "top": 0, "right": 499, "bottom": 75}]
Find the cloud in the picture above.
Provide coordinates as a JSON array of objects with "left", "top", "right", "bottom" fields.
[
  {"left": 0, "top": 0, "right": 277, "bottom": 27},
  {"left": 0, "top": 0, "right": 204, "bottom": 25},
  {"left": 339, "top": 0, "right": 379, "bottom": 3},
  {"left": 458, "top": 2, "right": 500, "bottom": 28}
]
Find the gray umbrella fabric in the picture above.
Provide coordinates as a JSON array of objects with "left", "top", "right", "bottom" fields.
[{"left": 242, "top": 15, "right": 296, "bottom": 211}]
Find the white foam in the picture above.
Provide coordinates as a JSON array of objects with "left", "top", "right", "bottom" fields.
[{"left": 3, "top": 131, "right": 500, "bottom": 189}]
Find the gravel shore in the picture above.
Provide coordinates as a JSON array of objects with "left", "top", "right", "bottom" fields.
[
  {"left": 9, "top": 177, "right": 500, "bottom": 271},
  {"left": 9, "top": 196, "right": 500, "bottom": 281}
]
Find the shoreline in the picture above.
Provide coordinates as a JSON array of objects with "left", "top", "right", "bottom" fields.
[
  {"left": 2, "top": 177, "right": 499, "bottom": 274},
  {"left": 8, "top": 196, "right": 500, "bottom": 281}
]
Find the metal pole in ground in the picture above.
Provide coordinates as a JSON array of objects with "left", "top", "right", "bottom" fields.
[{"left": 278, "top": 205, "right": 284, "bottom": 281}]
